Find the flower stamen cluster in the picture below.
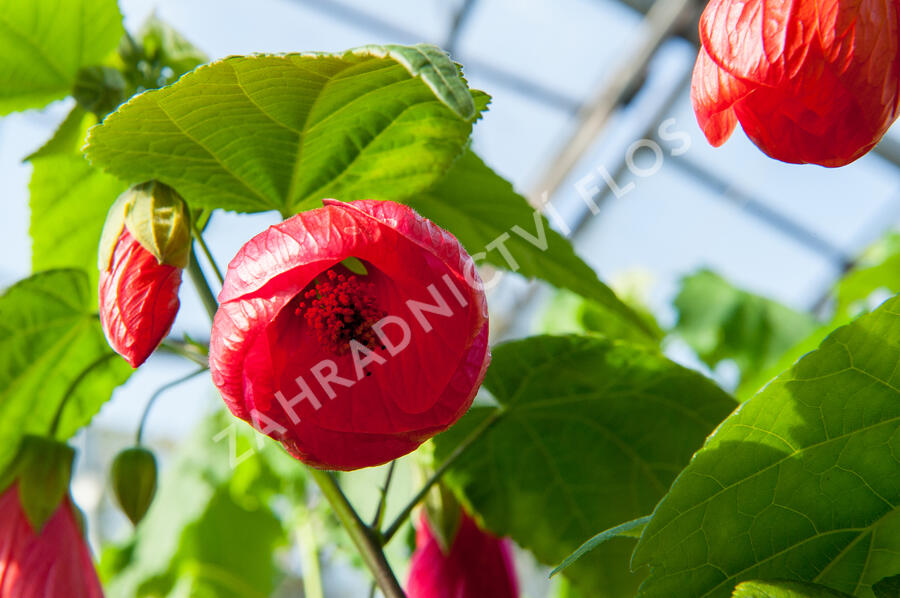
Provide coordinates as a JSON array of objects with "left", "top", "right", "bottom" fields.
[{"left": 297, "top": 267, "right": 386, "bottom": 355}]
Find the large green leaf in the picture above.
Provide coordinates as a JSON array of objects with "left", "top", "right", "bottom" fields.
[
  {"left": 633, "top": 295, "right": 900, "bottom": 598},
  {"left": 673, "top": 269, "right": 818, "bottom": 393},
  {"left": 409, "top": 151, "right": 659, "bottom": 340},
  {"left": 0, "top": 270, "right": 131, "bottom": 474},
  {"left": 29, "top": 109, "right": 129, "bottom": 298},
  {"left": 167, "top": 489, "right": 285, "bottom": 598},
  {"left": 0, "top": 0, "right": 123, "bottom": 114},
  {"left": 732, "top": 580, "right": 853, "bottom": 598},
  {"left": 433, "top": 335, "right": 736, "bottom": 596},
  {"left": 85, "top": 45, "right": 483, "bottom": 215}
]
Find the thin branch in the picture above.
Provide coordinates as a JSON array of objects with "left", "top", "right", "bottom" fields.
[
  {"left": 187, "top": 247, "right": 219, "bottom": 320},
  {"left": 136, "top": 367, "right": 209, "bottom": 445},
  {"left": 308, "top": 469, "right": 406, "bottom": 598},
  {"left": 191, "top": 221, "right": 225, "bottom": 285},
  {"left": 381, "top": 409, "right": 504, "bottom": 544},
  {"left": 371, "top": 460, "right": 397, "bottom": 530}
]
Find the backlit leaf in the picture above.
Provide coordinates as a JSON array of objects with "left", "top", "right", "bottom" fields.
[
  {"left": 634, "top": 294, "right": 900, "bottom": 597},
  {"left": 85, "top": 45, "right": 484, "bottom": 215}
]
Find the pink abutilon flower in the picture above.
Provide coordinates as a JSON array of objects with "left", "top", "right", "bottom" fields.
[
  {"left": 209, "top": 200, "right": 490, "bottom": 471},
  {"left": 0, "top": 485, "right": 103, "bottom": 598},
  {"left": 99, "top": 228, "right": 182, "bottom": 368},
  {"left": 692, "top": 0, "right": 900, "bottom": 166},
  {"left": 406, "top": 511, "right": 519, "bottom": 598}
]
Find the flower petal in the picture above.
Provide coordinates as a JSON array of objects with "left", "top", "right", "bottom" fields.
[
  {"left": 691, "top": 46, "right": 750, "bottom": 146},
  {"left": 99, "top": 228, "right": 181, "bottom": 368}
]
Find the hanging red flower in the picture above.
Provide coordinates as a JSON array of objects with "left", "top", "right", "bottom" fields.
[
  {"left": 209, "top": 200, "right": 490, "bottom": 471},
  {"left": 0, "top": 485, "right": 103, "bottom": 598},
  {"left": 692, "top": 0, "right": 900, "bottom": 167},
  {"left": 98, "top": 182, "right": 190, "bottom": 368},
  {"left": 406, "top": 511, "right": 519, "bottom": 598}
]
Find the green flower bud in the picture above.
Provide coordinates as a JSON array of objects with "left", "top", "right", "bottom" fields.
[
  {"left": 99, "top": 181, "right": 191, "bottom": 271},
  {"left": 111, "top": 447, "right": 158, "bottom": 526}
]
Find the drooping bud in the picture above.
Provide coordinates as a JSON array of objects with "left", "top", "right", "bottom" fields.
[
  {"left": 111, "top": 447, "right": 158, "bottom": 526},
  {"left": 0, "top": 435, "right": 75, "bottom": 531},
  {"left": 99, "top": 181, "right": 190, "bottom": 367},
  {"left": 406, "top": 507, "right": 519, "bottom": 598}
]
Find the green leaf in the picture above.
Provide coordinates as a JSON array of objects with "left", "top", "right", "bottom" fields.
[
  {"left": 538, "top": 289, "right": 663, "bottom": 347},
  {"left": 28, "top": 111, "right": 130, "bottom": 299},
  {"left": 835, "top": 233, "right": 900, "bottom": 321},
  {"left": 85, "top": 45, "right": 485, "bottom": 215},
  {"left": 732, "top": 580, "right": 853, "bottom": 598},
  {"left": 170, "top": 488, "right": 285, "bottom": 598},
  {"left": 134, "top": 15, "right": 208, "bottom": 82},
  {"left": 633, "top": 294, "right": 900, "bottom": 598},
  {"left": 550, "top": 515, "right": 651, "bottom": 577},
  {"left": 433, "top": 335, "right": 736, "bottom": 597},
  {"left": 409, "top": 151, "right": 658, "bottom": 340},
  {"left": 0, "top": 270, "right": 131, "bottom": 474},
  {"left": 873, "top": 574, "right": 900, "bottom": 598},
  {"left": 0, "top": 0, "right": 123, "bottom": 114},
  {"left": 673, "top": 269, "right": 818, "bottom": 391}
]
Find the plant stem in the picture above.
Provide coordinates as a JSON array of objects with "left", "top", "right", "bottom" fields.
[
  {"left": 158, "top": 339, "right": 209, "bottom": 367},
  {"left": 187, "top": 247, "right": 219, "bottom": 319},
  {"left": 185, "top": 244, "right": 403, "bottom": 596},
  {"left": 297, "top": 516, "right": 325, "bottom": 598},
  {"left": 381, "top": 409, "right": 504, "bottom": 545},
  {"left": 308, "top": 468, "right": 406, "bottom": 598},
  {"left": 136, "top": 367, "right": 209, "bottom": 445},
  {"left": 191, "top": 221, "right": 225, "bottom": 285},
  {"left": 371, "top": 461, "right": 397, "bottom": 529}
]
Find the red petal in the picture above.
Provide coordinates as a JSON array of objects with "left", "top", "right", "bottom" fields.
[
  {"left": 210, "top": 200, "right": 490, "bottom": 470},
  {"left": 406, "top": 511, "right": 519, "bottom": 598},
  {"left": 99, "top": 229, "right": 182, "bottom": 368},
  {"left": 0, "top": 486, "right": 104, "bottom": 598},
  {"left": 691, "top": 46, "right": 749, "bottom": 146},
  {"left": 700, "top": 0, "right": 817, "bottom": 85}
]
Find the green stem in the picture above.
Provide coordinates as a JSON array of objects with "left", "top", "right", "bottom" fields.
[
  {"left": 381, "top": 409, "right": 504, "bottom": 545},
  {"left": 191, "top": 221, "right": 225, "bottom": 285},
  {"left": 371, "top": 461, "right": 397, "bottom": 529},
  {"left": 136, "top": 367, "right": 209, "bottom": 445},
  {"left": 308, "top": 469, "right": 406, "bottom": 598},
  {"left": 297, "top": 516, "right": 325, "bottom": 598},
  {"left": 187, "top": 247, "right": 219, "bottom": 319},
  {"left": 158, "top": 339, "right": 208, "bottom": 367},
  {"left": 185, "top": 265, "right": 403, "bottom": 597}
]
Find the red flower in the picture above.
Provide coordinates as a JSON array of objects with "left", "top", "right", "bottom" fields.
[
  {"left": 692, "top": 0, "right": 900, "bottom": 166},
  {"left": 0, "top": 485, "right": 103, "bottom": 598},
  {"left": 99, "top": 228, "right": 182, "bottom": 368},
  {"left": 406, "top": 511, "right": 519, "bottom": 598},
  {"left": 209, "top": 200, "right": 489, "bottom": 471}
]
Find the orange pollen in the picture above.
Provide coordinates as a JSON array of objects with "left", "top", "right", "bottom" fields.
[{"left": 295, "top": 268, "right": 385, "bottom": 355}]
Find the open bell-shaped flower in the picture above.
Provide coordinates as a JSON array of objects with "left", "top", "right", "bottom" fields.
[{"left": 209, "top": 200, "right": 490, "bottom": 471}]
